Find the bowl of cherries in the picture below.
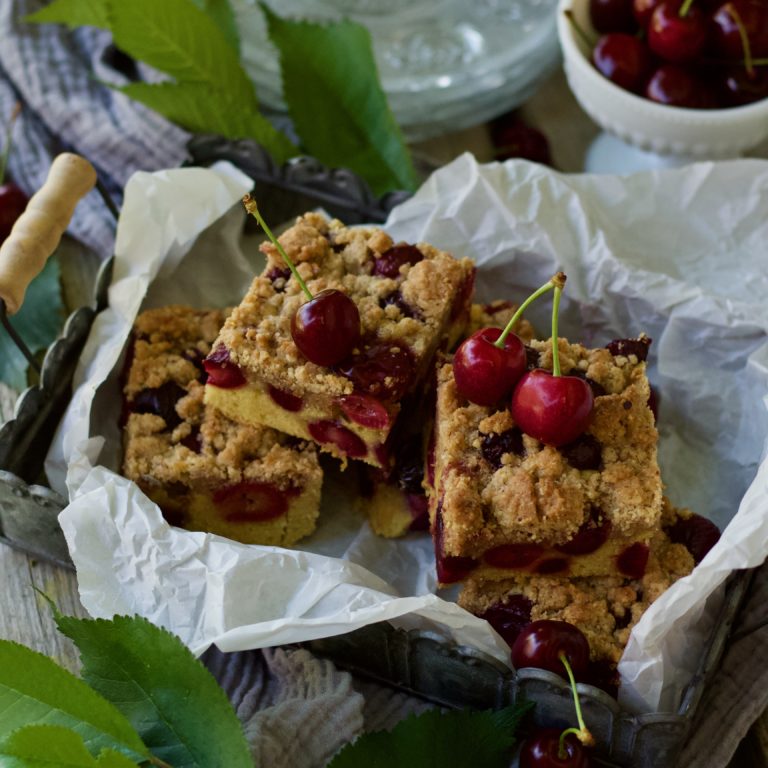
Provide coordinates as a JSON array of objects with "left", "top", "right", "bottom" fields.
[{"left": 556, "top": 0, "right": 768, "bottom": 167}]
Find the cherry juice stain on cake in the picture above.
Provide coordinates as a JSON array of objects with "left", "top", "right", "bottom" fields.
[{"left": 483, "top": 543, "right": 545, "bottom": 570}]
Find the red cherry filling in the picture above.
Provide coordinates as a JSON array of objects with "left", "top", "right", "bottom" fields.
[
  {"left": 373, "top": 244, "right": 424, "bottom": 278},
  {"left": 648, "top": 1, "right": 709, "bottom": 64},
  {"left": 406, "top": 494, "right": 429, "bottom": 531},
  {"left": 453, "top": 327, "right": 528, "bottom": 406},
  {"left": 449, "top": 268, "right": 476, "bottom": 321},
  {"left": 380, "top": 290, "right": 419, "bottom": 319},
  {"left": 519, "top": 729, "right": 592, "bottom": 768},
  {"left": 535, "top": 558, "right": 571, "bottom": 574},
  {"left": 593, "top": 33, "right": 653, "bottom": 93},
  {"left": 511, "top": 370, "right": 594, "bottom": 448},
  {"left": 204, "top": 345, "right": 247, "bottom": 389},
  {"left": 180, "top": 426, "right": 202, "bottom": 453},
  {"left": 555, "top": 508, "right": 611, "bottom": 555},
  {"left": 266, "top": 266, "right": 291, "bottom": 292},
  {"left": 308, "top": 420, "right": 368, "bottom": 458},
  {"left": 561, "top": 435, "right": 603, "bottom": 471},
  {"left": 213, "top": 481, "right": 296, "bottom": 522},
  {"left": 0, "top": 182, "right": 28, "bottom": 243},
  {"left": 477, "top": 595, "right": 534, "bottom": 647},
  {"left": 616, "top": 542, "right": 650, "bottom": 579},
  {"left": 131, "top": 381, "right": 186, "bottom": 430},
  {"left": 291, "top": 288, "right": 361, "bottom": 367},
  {"left": 434, "top": 504, "right": 479, "bottom": 583},
  {"left": 268, "top": 385, "right": 303, "bottom": 412},
  {"left": 336, "top": 342, "right": 416, "bottom": 401},
  {"left": 480, "top": 427, "right": 525, "bottom": 469},
  {"left": 511, "top": 619, "right": 591, "bottom": 679},
  {"left": 339, "top": 393, "right": 391, "bottom": 429},
  {"left": 664, "top": 513, "right": 720, "bottom": 564},
  {"left": 483, "top": 543, "right": 545, "bottom": 569},
  {"left": 606, "top": 336, "right": 651, "bottom": 361}
]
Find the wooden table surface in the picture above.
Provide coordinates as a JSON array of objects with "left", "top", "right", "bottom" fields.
[{"left": 1, "top": 68, "right": 766, "bottom": 766}]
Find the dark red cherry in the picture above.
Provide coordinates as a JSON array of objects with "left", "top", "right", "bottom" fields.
[
  {"left": 665, "top": 513, "right": 720, "bottom": 563},
  {"left": 204, "top": 345, "right": 247, "bottom": 389},
  {"left": 308, "top": 420, "right": 368, "bottom": 458},
  {"left": 339, "top": 393, "right": 391, "bottom": 429},
  {"left": 212, "top": 481, "right": 293, "bottom": 522},
  {"left": 711, "top": 0, "right": 768, "bottom": 59},
  {"left": 590, "top": 0, "right": 637, "bottom": 32},
  {"left": 406, "top": 494, "right": 429, "bottom": 531},
  {"left": 520, "top": 729, "right": 592, "bottom": 768},
  {"left": 477, "top": 595, "right": 533, "bottom": 647},
  {"left": 453, "top": 327, "right": 528, "bottom": 406},
  {"left": 645, "top": 65, "right": 708, "bottom": 107},
  {"left": 480, "top": 427, "right": 525, "bottom": 469},
  {"left": 131, "top": 381, "right": 186, "bottom": 429},
  {"left": 593, "top": 34, "right": 653, "bottom": 92},
  {"left": 268, "top": 385, "right": 303, "bottom": 412},
  {"left": 291, "top": 289, "right": 361, "bottom": 367},
  {"left": 606, "top": 336, "right": 651, "bottom": 361},
  {"left": 373, "top": 244, "right": 424, "bottom": 278},
  {"left": 336, "top": 342, "right": 416, "bottom": 401},
  {"left": 511, "top": 620, "right": 591, "bottom": 679},
  {"left": 490, "top": 114, "right": 553, "bottom": 165},
  {"left": 561, "top": 435, "right": 603, "bottom": 471},
  {"left": 617, "top": 542, "right": 650, "bottom": 578},
  {"left": 648, "top": 1, "right": 709, "bottom": 64},
  {"left": 180, "top": 426, "right": 202, "bottom": 453},
  {"left": 717, "top": 66, "right": 768, "bottom": 106},
  {"left": 0, "top": 182, "right": 28, "bottom": 242},
  {"left": 555, "top": 509, "right": 611, "bottom": 555},
  {"left": 511, "top": 369, "right": 594, "bottom": 447},
  {"left": 634, "top": 0, "right": 663, "bottom": 28}
]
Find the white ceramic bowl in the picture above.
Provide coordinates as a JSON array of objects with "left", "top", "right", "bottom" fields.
[{"left": 557, "top": 0, "right": 768, "bottom": 159}]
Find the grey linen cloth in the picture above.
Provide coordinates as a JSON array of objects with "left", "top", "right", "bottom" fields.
[{"left": 2, "top": 3, "right": 767, "bottom": 767}]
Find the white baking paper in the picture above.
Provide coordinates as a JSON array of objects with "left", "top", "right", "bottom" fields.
[{"left": 51, "top": 155, "right": 768, "bottom": 715}]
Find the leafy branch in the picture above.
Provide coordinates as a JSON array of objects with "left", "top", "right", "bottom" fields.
[{"left": 26, "top": 0, "right": 417, "bottom": 196}]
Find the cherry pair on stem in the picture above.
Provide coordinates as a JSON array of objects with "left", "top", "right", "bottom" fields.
[
  {"left": 513, "top": 620, "right": 595, "bottom": 767},
  {"left": 453, "top": 272, "right": 594, "bottom": 447},
  {"left": 243, "top": 196, "right": 361, "bottom": 367}
]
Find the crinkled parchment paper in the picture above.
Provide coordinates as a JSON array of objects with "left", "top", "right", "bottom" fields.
[{"left": 49, "top": 155, "right": 768, "bottom": 715}]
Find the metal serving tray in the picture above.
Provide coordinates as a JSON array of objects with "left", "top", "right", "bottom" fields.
[{"left": 0, "top": 138, "right": 754, "bottom": 768}]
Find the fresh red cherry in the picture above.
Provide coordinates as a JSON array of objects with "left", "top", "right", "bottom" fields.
[
  {"left": 590, "top": 0, "right": 637, "bottom": 32},
  {"left": 511, "top": 620, "right": 591, "bottom": 679},
  {"left": 490, "top": 113, "right": 553, "bottom": 165},
  {"left": 453, "top": 274, "right": 562, "bottom": 406},
  {"left": 717, "top": 65, "right": 768, "bottom": 106},
  {"left": 244, "top": 195, "right": 361, "bottom": 368},
  {"left": 633, "top": 0, "right": 663, "bottom": 28},
  {"left": 592, "top": 34, "right": 653, "bottom": 92},
  {"left": 511, "top": 370, "right": 594, "bottom": 447},
  {"left": 645, "top": 65, "right": 710, "bottom": 107},
  {"left": 453, "top": 327, "right": 527, "bottom": 405},
  {"left": 648, "top": 0, "right": 709, "bottom": 64},
  {"left": 291, "top": 288, "right": 361, "bottom": 367},
  {"left": 0, "top": 182, "right": 28, "bottom": 243},
  {"left": 711, "top": 0, "right": 768, "bottom": 59},
  {"left": 665, "top": 513, "right": 720, "bottom": 563},
  {"left": 520, "top": 729, "right": 592, "bottom": 768}
]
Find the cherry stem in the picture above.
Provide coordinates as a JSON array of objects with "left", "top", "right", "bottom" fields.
[
  {"left": 725, "top": 2, "right": 755, "bottom": 77},
  {"left": 550, "top": 273, "right": 566, "bottom": 377},
  {"left": 678, "top": 0, "right": 695, "bottom": 17},
  {"left": 242, "top": 195, "right": 313, "bottom": 301},
  {"left": 0, "top": 102, "right": 21, "bottom": 187},
  {"left": 494, "top": 273, "right": 563, "bottom": 348},
  {"left": 558, "top": 652, "right": 595, "bottom": 753},
  {"left": 563, "top": 9, "right": 597, "bottom": 50}
]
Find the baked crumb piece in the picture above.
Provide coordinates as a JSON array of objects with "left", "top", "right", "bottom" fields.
[
  {"left": 122, "top": 305, "right": 322, "bottom": 546},
  {"left": 204, "top": 213, "right": 476, "bottom": 469}
]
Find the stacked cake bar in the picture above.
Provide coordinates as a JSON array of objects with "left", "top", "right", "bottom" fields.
[{"left": 122, "top": 306, "right": 322, "bottom": 546}]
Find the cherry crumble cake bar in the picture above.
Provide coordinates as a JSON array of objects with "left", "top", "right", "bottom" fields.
[
  {"left": 122, "top": 306, "right": 322, "bottom": 546},
  {"left": 430, "top": 335, "right": 662, "bottom": 584},
  {"left": 204, "top": 212, "right": 475, "bottom": 470}
]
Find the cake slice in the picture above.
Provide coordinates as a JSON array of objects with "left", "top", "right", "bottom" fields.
[
  {"left": 363, "top": 301, "right": 536, "bottom": 538},
  {"left": 204, "top": 212, "right": 475, "bottom": 470},
  {"left": 122, "top": 305, "right": 322, "bottom": 546},
  {"left": 430, "top": 335, "right": 662, "bottom": 584}
]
